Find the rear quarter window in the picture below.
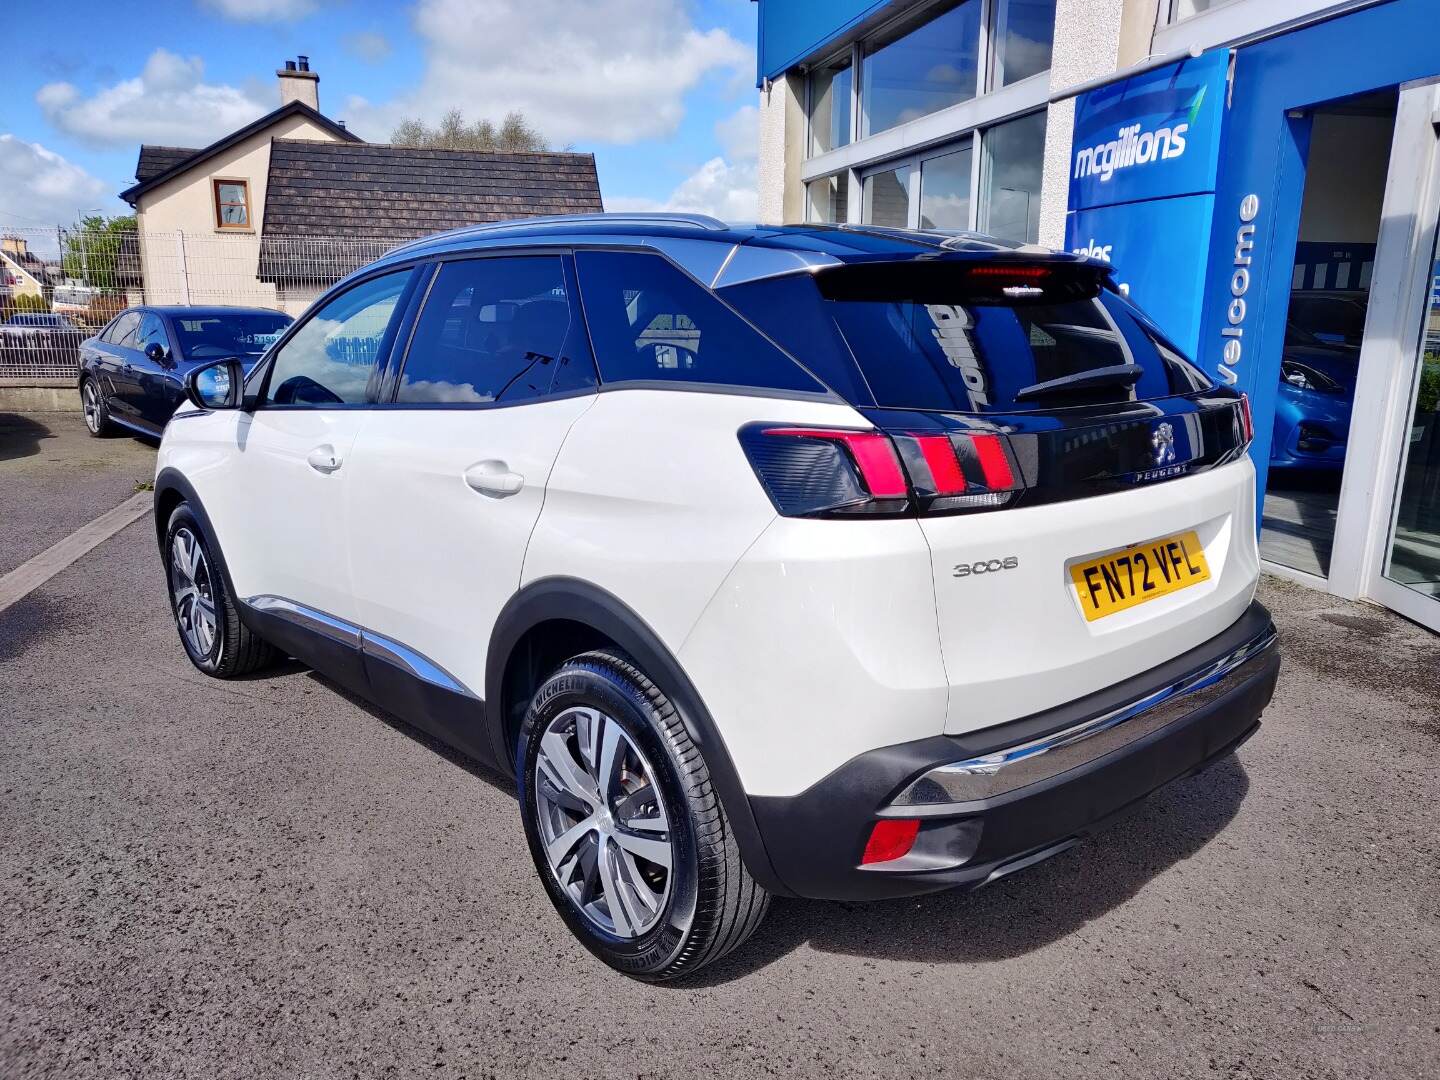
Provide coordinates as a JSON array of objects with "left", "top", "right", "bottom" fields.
[{"left": 573, "top": 250, "right": 827, "bottom": 395}]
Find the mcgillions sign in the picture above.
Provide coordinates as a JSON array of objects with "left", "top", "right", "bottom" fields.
[
  {"left": 1072, "top": 120, "right": 1191, "bottom": 183},
  {"left": 1218, "top": 194, "right": 1261, "bottom": 386}
]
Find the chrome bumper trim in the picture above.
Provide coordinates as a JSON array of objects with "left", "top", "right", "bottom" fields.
[{"left": 889, "top": 625, "right": 1278, "bottom": 810}]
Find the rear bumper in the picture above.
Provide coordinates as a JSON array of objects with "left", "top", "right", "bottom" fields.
[{"left": 749, "top": 600, "right": 1279, "bottom": 901}]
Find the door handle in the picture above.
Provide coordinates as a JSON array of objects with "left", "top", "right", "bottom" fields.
[
  {"left": 307, "top": 445, "right": 343, "bottom": 474},
  {"left": 464, "top": 460, "right": 524, "bottom": 497}
]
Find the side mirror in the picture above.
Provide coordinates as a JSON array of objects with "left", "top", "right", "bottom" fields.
[
  {"left": 145, "top": 341, "right": 170, "bottom": 365},
  {"left": 185, "top": 358, "right": 244, "bottom": 411}
]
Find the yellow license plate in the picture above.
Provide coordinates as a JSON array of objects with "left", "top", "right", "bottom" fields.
[{"left": 1070, "top": 530, "right": 1210, "bottom": 621}]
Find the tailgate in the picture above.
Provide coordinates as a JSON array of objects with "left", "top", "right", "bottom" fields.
[{"left": 920, "top": 456, "right": 1259, "bottom": 735}]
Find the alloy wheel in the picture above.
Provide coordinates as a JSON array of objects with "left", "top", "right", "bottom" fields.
[
  {"left": 533, "top": 705, "right": 674, "bottom": 939},
  {"left": 82, "top": 382, "right": 101, "bottom": 433},
  {"left": 170, "top": 527, "right": 220, "bottom": 660}
]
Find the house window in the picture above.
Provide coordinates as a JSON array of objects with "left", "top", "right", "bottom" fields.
[{"left": 213, "top": 179, "right": 251, "bottom": 229}]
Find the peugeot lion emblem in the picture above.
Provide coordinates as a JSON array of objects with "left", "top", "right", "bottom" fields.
[{"left": 1152, "top": 421, "right": 1177, "bottom": 467}]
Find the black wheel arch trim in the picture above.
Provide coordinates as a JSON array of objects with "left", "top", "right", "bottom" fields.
[{"left": 486, "top": 576, "right": 791, "bottom": 896}]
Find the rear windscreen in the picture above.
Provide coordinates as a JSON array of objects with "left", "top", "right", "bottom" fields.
[{"left": 721, "top": 267, "right": 1212, "bottom": 413}]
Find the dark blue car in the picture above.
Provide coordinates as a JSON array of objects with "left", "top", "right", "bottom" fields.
[
  {"left": 79, "top": 305, "right": 292, "bottom": 438},
  {"left": 1270, "top": 292, "right": 1365, "bottom": 472}
]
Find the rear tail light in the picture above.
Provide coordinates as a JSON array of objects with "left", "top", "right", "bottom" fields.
[
  {"left": 739, "top": 423, "right": 1023, "bottom": 518},
  {"left": 1239, "top": 393, "right": 1254, "bottom": 448}
]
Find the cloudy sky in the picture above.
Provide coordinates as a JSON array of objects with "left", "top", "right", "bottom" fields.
[{"left": 0, "top": 0, "right": 761, "bottom": 228}]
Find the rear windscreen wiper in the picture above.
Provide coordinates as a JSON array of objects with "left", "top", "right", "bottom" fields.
[{"left": 1014, "top": 363, "right": 1144, "bottom": 403}]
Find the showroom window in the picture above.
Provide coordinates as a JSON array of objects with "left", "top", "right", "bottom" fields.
[
  {"left": 919, "top": 143, "right": 973, "bottom": 230},
  {"left": 807, "top": 172, "right": 849, "bottom": 223},
  {"left": 863, "top": 165, "right": 913, "bottom": 228},
  {"left": 1169, "top": 0, "right": 1226, "bottom": 19},
  {"left": 803, "top": 0, "right": 1056, "bottom": 162},
  {"left": 979, "top": 110, "right": 1046, "bottom": 243},
  {"left": 860, "top": 0, "right": 982, "bottom": 138},
  {"left": 808, "top": 55, "right": 853, "bottom": 155},
  {"left": 992, "top": 0, "right": 1057, "bottom": 87}
]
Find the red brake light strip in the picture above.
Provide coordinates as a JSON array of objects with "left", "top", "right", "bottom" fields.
[{"left": 762, "top": 427, "right": 909, "bottom": 499}]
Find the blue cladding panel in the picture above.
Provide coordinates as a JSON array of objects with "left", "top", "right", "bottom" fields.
[
  {"left": 757, "top": 0, "right": 890, "bottom": 83},
  {"left": 1066, "top": 195, "right": 1216, "bottom": 358}
]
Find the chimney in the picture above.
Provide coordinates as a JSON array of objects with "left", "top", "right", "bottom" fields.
[{"left": 276, "top": 56, "right": 319, "bottom": 110}]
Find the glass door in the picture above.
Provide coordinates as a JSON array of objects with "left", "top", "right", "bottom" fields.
[{"left": 1380, "top": 245, "right": 1440, "bottom": 619}]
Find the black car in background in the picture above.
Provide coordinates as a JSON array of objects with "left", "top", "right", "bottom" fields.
[{"left": 79, "top": 306, "right": 293, "bottom": 437}]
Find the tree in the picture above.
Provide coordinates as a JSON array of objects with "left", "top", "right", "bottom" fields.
[
  {"left": 390, "top": 109, "right": 548, "bottom": 152},
  {"left": 61, "top": 214, "right": 137, "bottom": 293}
]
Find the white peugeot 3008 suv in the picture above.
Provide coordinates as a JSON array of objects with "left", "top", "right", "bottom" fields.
[{"left": 154, "top": 213, "right": 1279, "bottom": 980}]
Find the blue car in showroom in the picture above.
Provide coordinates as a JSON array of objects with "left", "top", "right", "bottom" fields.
[
  {"left": 79, "top": 305, "right": 292, "bottom": 438},
  {"left": 1270, "top": 291, "right": 1366, "bottom": 472}
]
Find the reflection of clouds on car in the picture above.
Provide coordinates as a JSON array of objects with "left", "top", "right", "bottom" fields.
[
  {"left": 399, "top": 379, "right": 494, "bottom": 404},
  {"left": 264, "top": 280, "right": 405, "bottom": 405}
]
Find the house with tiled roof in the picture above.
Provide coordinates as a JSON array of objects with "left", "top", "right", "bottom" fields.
[{"left": 120, "top": 56, "right": 603, "bottom": 313}]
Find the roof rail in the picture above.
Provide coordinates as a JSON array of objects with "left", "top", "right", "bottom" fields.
[{"left": 387, "top": 212, "right": 731, "bottom": 257}]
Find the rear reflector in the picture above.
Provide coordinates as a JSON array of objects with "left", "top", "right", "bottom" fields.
[{"left": 861, "top": 819, "right": 920, "bottom": 865}]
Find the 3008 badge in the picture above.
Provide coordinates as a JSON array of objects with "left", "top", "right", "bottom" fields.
[{"left": 953, "top": 556, "right": 1019, "bottom": 578}]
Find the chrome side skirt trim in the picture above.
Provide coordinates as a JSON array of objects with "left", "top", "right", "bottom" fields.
[
  {"left": 360, "top": 632, "right": 471, "bottom": 697},
  {"left": 247, "top": 595, "right": 361, "bottom": 649},
  {"left": 244, "top": 595, "right": 477, "bottom": 699},
  {"left": 889, "top": 625, "right": 1279, "bottom": 810}
]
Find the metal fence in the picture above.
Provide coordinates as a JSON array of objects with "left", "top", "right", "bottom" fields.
[{"left": 1, "top": 226, "right": 404, "bottom": 380}]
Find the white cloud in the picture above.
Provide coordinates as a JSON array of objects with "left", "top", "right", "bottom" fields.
[
  {"left": 607, "top": 106, "right": 759, "bottom": 221},
  {"left": 37, "top": 49, "right": 271, "bottom": 149},
  {"left": 714, "top": 104, "right": 758, "bottom": 163},
  {"left": 343, "top": 31, "right": 392, "bottom": 64},
  {"left": 0, "top": 135, "right": 113, "bottom": 226},
  {"left": 345, "top": 0, "right": 751, "bottom": 146},
  {"left": 199, "top": 0, "right": 318, "bottom": 21}
]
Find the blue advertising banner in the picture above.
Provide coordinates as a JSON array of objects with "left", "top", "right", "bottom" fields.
[
  {"left": 1068, "top": 49, "right": 1230, "bottom": 212},
  {"left": 1065, "top": 195, "right": 1216, "bottom": 357}
]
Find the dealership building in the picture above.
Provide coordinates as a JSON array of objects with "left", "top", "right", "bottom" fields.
[{"left": 754, "top": 0, "right": 1440, "bottom": 632}]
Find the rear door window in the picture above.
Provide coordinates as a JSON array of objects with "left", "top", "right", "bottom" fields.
[
  {"left": 396, "top": 255, "right": 593, "bottom": 404},
  {"left": 106, "top": 312, "right": 141, "bottom": 348},
  {"left": 574, "top": 250, "right": 827, "bottom": 395}
]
